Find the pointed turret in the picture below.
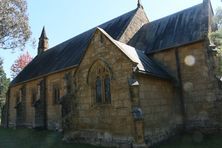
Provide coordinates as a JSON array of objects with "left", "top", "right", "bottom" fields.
[{"left": 38, "top": 27, "right": 49, "bottom": 55}]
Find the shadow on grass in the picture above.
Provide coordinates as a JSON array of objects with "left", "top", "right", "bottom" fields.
[
  {"left": 0, "top": 128, "right": 101, "bottom": 148},
  {"left": 153, "top": 132, "right": 222, "bottom": 148}
]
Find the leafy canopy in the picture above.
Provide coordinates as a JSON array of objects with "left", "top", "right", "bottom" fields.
[
  {"left": 0, "top": 0, "right": 31, "bottom": 50},
  {"left": 0, "top": 58, "right": 10, "bottom": 111},
  {"left": 11, "top": 51, "right": 33, "bottom": 78},
  {"left": 210, "top": 6, "right": 222, "bottom": 75},
  {"left": 210, "top": 7, "right": 222, "bottom": 50}
]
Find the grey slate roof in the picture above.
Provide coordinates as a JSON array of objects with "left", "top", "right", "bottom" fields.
[
  {"left": 115, "top": 41, "right": 172, "bottom": 79},
  {"left": 99, "top": 28, "right": 172, "bottom": 79},
  {"left": 11, "top": 9, "right": 138, "bottom": 85},
  {"left": 128, "top": 3, "right": 208, "bottom": 54},
  {"left": 11, "top": 2, "right": 209, "bottom": 85}
]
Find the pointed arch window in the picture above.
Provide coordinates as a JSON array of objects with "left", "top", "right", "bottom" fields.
[
  {"left": 51, "top": 82, "right": 60, "bottom": 105},
  {"left": 31, "top": 90, "right": 37, "bottom": 106},
  {"left": 53, "top": 85, "right": 60, "bottom": 105},
  {"left": 104, "top": 76, "right": 111, "bottom": 104},
  {"left": 89, "top": 61, "right": 112, "bottom": 105},
  {"left": 96, "top": 76, "right": 102, "bottom": 103}
]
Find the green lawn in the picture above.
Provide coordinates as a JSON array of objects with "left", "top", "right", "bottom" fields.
[
  {"left": 155, "top": 132, "right": 222, "bottom": 148},
  {"left": 1, "top": 128, "right": 222, "bottom": 148},
  {"left": 0, "top": 127, "right": 100, "bottom": 148}
]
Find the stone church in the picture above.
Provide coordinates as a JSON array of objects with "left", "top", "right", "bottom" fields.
[{"left": 3, "top": 0, "right": 222, "bottom": 147}]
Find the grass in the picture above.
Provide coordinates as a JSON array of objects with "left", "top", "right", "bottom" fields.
[
  {"left": 1, "top": 128, "right": 222, "bottom": 148},
  {"left": 155, "top": 132, "right": 222, "bottom": 148},
  {"left": 0, "top": 127, "right": 101, "bottom": 148}
]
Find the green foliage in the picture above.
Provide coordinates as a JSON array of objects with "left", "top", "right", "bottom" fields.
[
  {"left": 213, "top": 7, "right": 222, "bottom": 29},
  {"left": 210, "top": 7, "right": 222, "bottom": 49},
  {"left": 0, "top": 58, "right": 10, "bottom": 117},
  {"left": 156, "top": 132, "right": 222, "bottom": 148},
  {"left": 0, "top": 128, "right": 100, "bottom": 148},
  {"left": 210, "top": 28, "right": 222, "bottom": 50},
  {"left": 0, "top": 0, "right": 31, "bottom": 50},
  {"left": 210, "top": 29, "right": 222, "bottom": 75},
  {"left": 209, "top": 7, "right": 222, "bottom": 76}
]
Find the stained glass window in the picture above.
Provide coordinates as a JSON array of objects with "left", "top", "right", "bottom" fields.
[
  {"left": 96, "top": 77, "right": 102, "bottom": 103},
  {"left": 104, "top": 76, "right": 111, "bottom": 103},
  {"left": 92, "top": 62, "right": 112, "bottom": 105}
]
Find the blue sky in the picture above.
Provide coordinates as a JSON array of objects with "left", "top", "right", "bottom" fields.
[{"left": 0, "top": 0, "right": 221, "bottom": 79}]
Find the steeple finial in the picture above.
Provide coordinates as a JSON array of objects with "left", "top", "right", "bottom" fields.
[
  {"left": 38, "top": 26, "right": 49, "bottom": 55},
  {"left": 137, "top": 0, "right": 143, "bottom": 9},
  {"left": 40, "top": 26, "right": 48, "bottom": 39}
]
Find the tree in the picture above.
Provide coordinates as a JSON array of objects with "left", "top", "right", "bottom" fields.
[
  {"left": 210, "top": 7, "right": 222, "bottom": 49},
  {"left": 0, "top": 58, "right": 10, "bottom": 120},
  {"left": 11, "top": 51, "right": 33, "bottom": 78},
  {"left": 0, "top": 0, "right": 31, "bottom": 50},
  {"left": 209, "top": 7, "right": 222, "bottom": 75}
]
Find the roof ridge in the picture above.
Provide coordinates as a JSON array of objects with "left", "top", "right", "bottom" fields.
[
  {"left": 148, "top": 3, "right": 202, "bottom": 24},
  {"left": 128, "top": 2, "right": 206, "bottom": 54},
  {"left": 97, "top": 28, "right": 171, "bottom": 79},
  {"left": 11, "top": 8, "right": 139, "bottom": 86},
  {"left": 115, "top": 9, "right": 139, "bottom": 40},
  {"left": 42, "top": 8, "right": 138, "bottom": 53},
  {"left": 115, "top": 40, "right": 145, "bottom": 54}
]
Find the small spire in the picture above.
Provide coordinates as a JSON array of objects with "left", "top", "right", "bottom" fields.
[
  {"left": 38, "top": 26, "right": 49, "bottom": 54},
  {"left": 39, "top": 26, "right": 48, "bottom": 39},
  {"left": 137, "top": 0, "right": 143, "bottom": 9}
]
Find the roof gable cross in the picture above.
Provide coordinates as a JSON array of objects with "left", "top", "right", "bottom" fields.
[{"left": 137, "top": 0, "right": 143, "bottom": 9}]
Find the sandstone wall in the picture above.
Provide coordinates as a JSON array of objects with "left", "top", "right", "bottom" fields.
[
  {"left": 72, "top": 29, "right": 135, "bottom": 145},
  {"left": 8, "top": 85, "right": 20, "bottom": 127},
  {"left": 23, "top": 80, "right": 37, "bottom": 127},
  {"left": 8, "top": 69, "right": 73, "bottom": 130},
  {"left": 46, "top": 72, "right": 64, "bottom": 130},
  {"left": 153, "top": 41, "right": 220, "bottom": 129},
  {"left": 137, "top": 74, "right": 181, "bottom": 145}
]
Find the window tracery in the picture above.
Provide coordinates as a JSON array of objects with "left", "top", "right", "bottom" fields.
[{"left": 89, "top": 61, "right": 112, "bottom": 104}]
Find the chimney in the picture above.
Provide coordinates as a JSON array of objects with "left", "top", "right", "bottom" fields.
[{"left": 38, "top": 27, "right": 48, "bottom": 55}]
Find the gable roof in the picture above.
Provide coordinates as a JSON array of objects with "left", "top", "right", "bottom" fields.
[
  {"left": 128, "top": 2, "right": 209, "bottom": 54},
  {"left": 115, "top": 41, "right": 172, "bottom": 79},
  {"left": 11, "top": 1, "right": 210, "bottom": 86},
  {"left": 98, "top": 28, "right": 172, "bottom": 79},
  {"left": 11, "top": 8, "right": 139, "bottom": 86}
]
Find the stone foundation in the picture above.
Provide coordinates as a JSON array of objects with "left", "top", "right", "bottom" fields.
[{"left": 63, "top": 130, "right": 138, "bottom": 147}]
